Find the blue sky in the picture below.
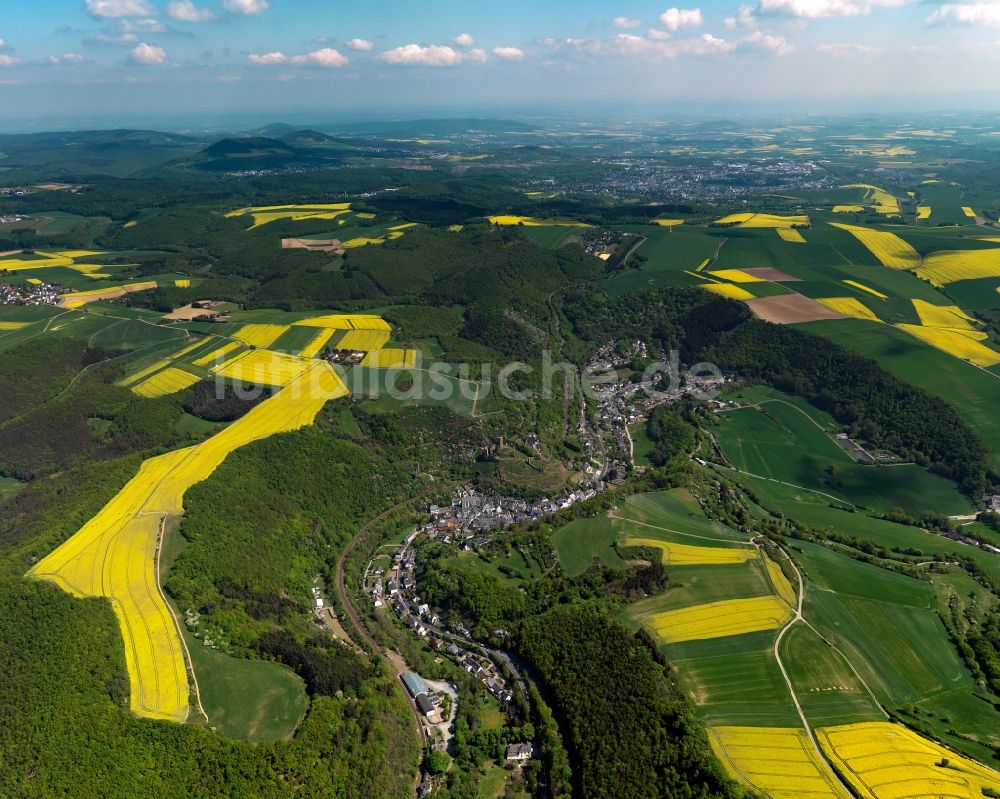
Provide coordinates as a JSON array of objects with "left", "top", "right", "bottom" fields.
[{"left": 2, "top": 0, "right": 1000, "bottom": 125}]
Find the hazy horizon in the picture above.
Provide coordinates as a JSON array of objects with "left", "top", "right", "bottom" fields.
[{"left": 3, "top": 0, "right": 1000, "bottom": 130}]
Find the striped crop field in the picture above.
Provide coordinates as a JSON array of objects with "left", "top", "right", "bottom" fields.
[
  {"left": 895, "top": 324, "right": 1000, "bottom": 367},
  {"left": 293, "top": 313, "right": 391, "bottom": 331},
  {"left": 708, "top": 726, "right": 849, "bottom": 799},
  {"left": 714, "top": 213, "right": 810, "bottom": 229},
  {"left": 298, "top": 328, "right": 336, "bottom": 358},
  {"left": 829, "top": 223, "right": 920, "bottom": 269},
  {"left": 709, "top": 269, "right": 766, "bottom": 283},
  {"left": 361, "top": 348, "right": 417, "bottom": 369},
  {"left": 914, "top": 248, "right": 1000, "bottom": 286},
  {"left": 621, "top": 537, "right": 756, "bottom": 566},
  {"left": 232, "top": 324, "right": 290, "bottom": 349},
  {"left": 133, "top": 366, "right": 201, "bottom": 398},
  {"left": 192, "top": 341, "right": 241, "bottom": 367},
  {"left": 764, "top": 556, "right": 797, "bottom": 607},
  {"left": 816, "top": 721, "right": 1000, "bottom": 799},
  {"left": 648, "top": 595, "right": 793, "bottom": 644},
  {"left": 777, "top": 228, "right": 806, "bottom": 243},
  {"left": 702, "top": 283, "right": 756, "bottom": 301},
  {"left": 29, "top": 363, "right": 349, "bottom": 722},
  {"left": 487, "top": 215, "right": 591, "bottom": 227},
  {"left": 842, "top": 280, "right": 888, "bottom": 299},
  {"left": 334, "top": 328, "right": 391, "bottom": 351},
  {"left": 816, "top": 298, "right": 881, "bottom": 323},
  {"left": 213, "top": 350, "right": 314, "bottom": 386}
]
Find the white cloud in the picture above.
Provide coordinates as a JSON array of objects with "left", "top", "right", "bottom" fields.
[
  {"left": 817, "top": 41, "right": 882, "bottom": 54},
  {"left": 246, "top": 50, "right": 286, "bottom": 64},
  {"left": 453, "top": 33, "right": 476, "bottom": 47},
  {"left": 564, "top": 31, "right": 734, "bottom": 60},
  {"left": 85, "top": 0, "right": 154, "bottom": 17},
  {"left": 378, "top": 43, "right": 466, "bottom": 66},
  {"left": 467, "top": 47, "right": 488, "bottom": 62},
  {"left": 222, "top": 0, "right": 269, "bottom": 15},
  {"left": 167, "top": 0, "right": 215, "bottom": 22},
  {"left": 647, "top": 28, "right": 672, "bottom": 39},
  {"left": 129, "top": 41, "right": 166, "bottom": 64},
  {"left": 756, "top": 0, "right": 906, "bottom": 18},
  {"left": 47, "top": 52, "right": 88, "bottom": 64},
  {"left": 724, "top": 5, "right": 758, "bottom": 26},
  {"left": 346, "top": 38, "right": 374, "bottom": 51},
  {"left": 492, "top": 45, "right": 525, "bottom": 60},
  {"left": 123, "top": 17, "right": 166, "bottom": 32},
  {"left": 926, "top": 2, "right": 1000, "bottom": 26},
  {"left": 613, "top": 16, "right": 642, "bottom": 27},
  {"left": 659, "top": 7, "right": 704, "bottom": 30},
  {"left": 248, "top": 47, "right": 348, "bottom": 67},
  {"left": 739, "top": 30, "right": 795, "bottom": 54},
  {"left": 297, "top": 47, "right": 348, "bottom": 67},
  {"left": 0, "top": 54, "right": 19, "bottom": 66}
]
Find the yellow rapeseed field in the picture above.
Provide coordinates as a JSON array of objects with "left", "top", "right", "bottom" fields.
[
  {"left": 192, "top": 341, "right": 240, "bottom": 367},
  {"left": 175, "top": 279, "right": 191, "bottom": 288},
  {"left": 962, "top": 206, "right": 977, "bottom": 218},
  {"left": 842, "top": 279, "right": 888, "bottom": 299},
  {"left": 361, "top": 348, "right": 417, "bottom": 368},
  {"left": 816, "top": 721, "right": 1000, "bottom": 799},
  {"left": 777, "top": 228, "right": 806, "bottom": 243},
  {"left": 842, "top": 184, "right": 899, "bottom": 215},
  {"left": 701, "top": 283, "right": 756, "bottom": 301},
  {"left": 833, "top": 205, "right": 865, "bottom": 213},
  {"left": 708, "top": 269, "right": 766, "bottom": 283},
  {"left": 649, "top": 595, "right": 793, "bottom": 644},
  {"left": 342, "top": 237, "right": 386, "bottom": 248},
  {"left": 622, "top": 537, "right": 756, "bottom": 566},
  {"left": 916, "top": 206, "right": 931, "bottom": 219},
  {"left": 487, "top": 215, "right": 591, "bottom": 227},
  {"left": 213, "top": 349, "right": 313, "bottom": 386},
  {"left": 912, "top": 299, "right": 980, "bottom": 334},
  {"left": 0, "top": 321, "right": 29, "bottom": 331},
  {"left": 58, "top": 281, "right": 158, "bottom": 307},
  {"left": 335, "top": 328, "right": 392, "bottom": 351},
  {"left": 714, "top": 213, "right": 810, "bottom": 229},
  {"left": 133, "top": 367, "right": 201, "bottom": 398},
  {"left": 294, "top": 313, "right": 391, "bottom": 331},
  {"left": 298, "top": 328, "right": 336, "bottom": 358},
  {"left": 816, "top": 297, "right": 882, "bottom": 323},
  {"left": 914, "top": 248, "right": 1000, "bottom": 286},
  {"left": 225, "top": 203, "right": 352, "bottom": 230},
  {"left": 708, "top": 726, "right": 849, "bottom": 799},
  {"left": 764, "top": 555, "right": 797, "bottom": 607},
  {"left": 896, "top": 324, "right": 1000, "bottom": 367},
  {"left": 30, "top": 363, "right": 349, "bottom": 722},
  {"left": 233, "top": 323, "right": 289, "bottom": 348},
  {"left": 122, "top": 359, "right": 172, "bottom": 387},
  {"left": 829, "top": 223, "right": 920, "bottom": 269},
  {"left": 653, "top": 219, "right": 685, "bottom": 227},
  {"left": 696, "top": 258, "right": 711, "bottom": 272},
  {"left": 448, "top": 224, "right": 464, "bottom": 232}
]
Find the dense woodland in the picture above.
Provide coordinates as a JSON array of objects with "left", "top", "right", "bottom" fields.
[{"left": 518, "top": 604, "right": 749, "bottom": 799}]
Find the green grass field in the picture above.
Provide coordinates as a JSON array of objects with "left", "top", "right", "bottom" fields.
[
  {"left": 714, "top": 401, "right": 970, "bottom": 516},
  {"left": 0, "top": 476, "right": 24, "bottom": 503},
  {"left": 184, "top": 627, "right": 309, "bottom": 742},
  {"left": 613, "top": 489, "right": 751, "bottom": 543},
  {"left": 780, "top": 623, "right": 884, "bottom": 727},
  {"left": 602, "top": 226, "right": 721, "bottom": 296},
  {"left": 552, "top": 516, "right": 627, "bottom": 576}
]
